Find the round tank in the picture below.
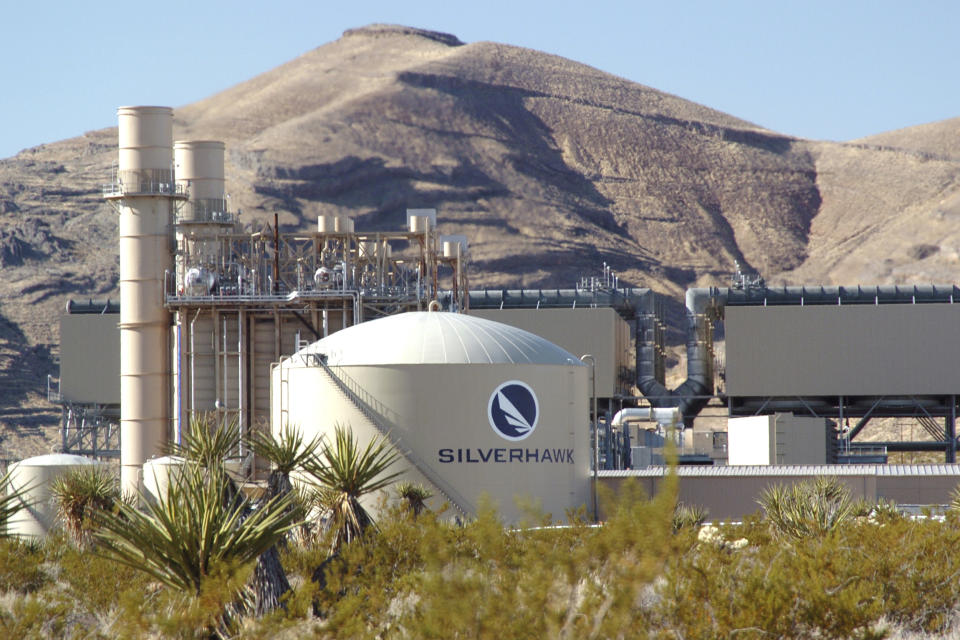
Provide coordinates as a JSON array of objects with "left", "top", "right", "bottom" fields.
[
  {"left": 443, "top": 241, "right": 462, "bottom": 258},
  {"left": 409, "top": 215, "right": 431, "bottom": 234},
  {"left": 142, "top": 456, "right": 188, "bottom": 505},
  {"left": 6, "top": 454, "right": 101, "bottom": 540},
  {"left": 334, "top": 216, "right": 354, "bottom": 233},
  {"left": 272, "top": 312, "right": 590, "bottom": 524},
  {"left": 318, "top": 215, "right": 337, "bottom": 233}
]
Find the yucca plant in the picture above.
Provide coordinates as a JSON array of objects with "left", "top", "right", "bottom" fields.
[
  {"left": 91, "top": 457, "right": 299, "bottom": 599},
  {"left": 246, "top": 423, "right": 323, "bottom": 500},
  {"left": 0, "top": 468, "right": 30, "bottom": 537},
  {"left": 672, "top": 502, "right": 708, "bottom": 532},
  {"left": 50, "top": 466, "right": 120, "bottom": 547},
  {"left": 396, "top": 482, "right": 432, "bottom": 517},
  {"left": 170, "top": 413, "right": 241, "bottom": 471},
  {"left": 305, "top": 424, "right": 402, "bottom": 555},
  {"left": 758, "top": 476, "right": 858, "bottom": 539}
]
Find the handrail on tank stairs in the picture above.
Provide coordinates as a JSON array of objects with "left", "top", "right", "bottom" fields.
[{"left": 309, "top": 354, "right": 473, "bottom": 519}]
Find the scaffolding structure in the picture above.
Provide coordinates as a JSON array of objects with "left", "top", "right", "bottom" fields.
[{"left": 167, "top": 209, "right": 469, "bottom": 472}]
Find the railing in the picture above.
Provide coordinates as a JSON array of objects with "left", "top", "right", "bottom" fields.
[
  {"left": 308, "top": 354, "right": 472, "bottom": 517},
  {"left": 176, "top": 199, "right": 235, "bottom": 224},
  {"left": 103, "top": 168, "right": 186, "bottom": 198},
  {"left": 46, "top": 374, "right": 61, "bottom": 404}
]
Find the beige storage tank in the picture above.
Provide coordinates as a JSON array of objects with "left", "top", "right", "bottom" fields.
[
  {"left": 6, "top": 454, "right": 101, "bottom": 540},
  {"left": 272, "top": 311, "right": 590, "bottom": 524}
]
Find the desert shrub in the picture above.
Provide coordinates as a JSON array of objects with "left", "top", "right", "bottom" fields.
[
  {"left": 0, "top": 537, "right": 47, "bottom": 594},
  {"left": 0, "top": 591, "right": 72, "bottom": 639},
  {"left": 306, "top": 477, "right": 679, "bottom": 639},
  {"left": 672, "top": 502, "right": 708, "bottom": 532},
  {"left": 396, "top": 482, "right": 432, "bottom": 517},
  {"left": 655, "top": 504, "right": 960, "bottom": 638}
]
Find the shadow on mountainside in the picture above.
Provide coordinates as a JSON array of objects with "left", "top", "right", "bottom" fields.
[{"left": 0, "top": 312, "right": 58, "bottom": 431}]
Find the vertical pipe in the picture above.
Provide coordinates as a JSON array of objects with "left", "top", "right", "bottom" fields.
[
  {"left": 238, "top": 309, "right": 245, "bottom": 456},
  {"left": 273, "top": 212, "right": 280, "bottom": 294},
  {"left": 948, "top": 396, "right": 956, "bottom": 463},
  {"left": 581, "top": 354, "right": 598, "bottom": 521}
]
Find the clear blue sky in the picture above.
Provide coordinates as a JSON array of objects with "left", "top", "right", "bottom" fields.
[{"left": 2, "top": 0, "right": 957, "bottom": 159}]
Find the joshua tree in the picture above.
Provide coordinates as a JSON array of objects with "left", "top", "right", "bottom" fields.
[
  {"left": 164, "top": 415, "right": 300, "bottom": 617},
  {"left": 396, "top": 482, "right": 432, "bottom": 517},
  {"left": 306, "top": 424, "right": 402, "bottom": 555},
  {"left": 50, "top": 466, "right": 120, "bottom": 547},
  {"left": 91, "top": 450, "right": 299, "bottom": 630}
]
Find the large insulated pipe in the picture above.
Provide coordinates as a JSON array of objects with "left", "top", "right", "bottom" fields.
[{"left": 112, "top": 106, "right": 180, "bottom": 497}]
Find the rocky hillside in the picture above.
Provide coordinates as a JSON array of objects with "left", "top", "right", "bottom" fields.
[{"left": 1, "top": 24, "right": 959, "bottom": 455}]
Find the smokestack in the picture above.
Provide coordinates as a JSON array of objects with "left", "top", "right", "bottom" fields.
[{"left": 108, "top": 106, "right": 184, "bottom": 496}]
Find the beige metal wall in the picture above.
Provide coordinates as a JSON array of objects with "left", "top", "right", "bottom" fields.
[
  {"left": 599, "top": 471, "right": 960, "bottom": 521},
  {"left": 175, "top": 307, "right": 354, "bottom": 443},
  {"left": 59, "top": 314, "right": 120, "bottom": 404},
  {"left": 728, "top": 414, "right": 830, "bottom": 465},
  {"left": 274, "top": 361, "right": 590, "bottom": 523},
  {"left": 726, "top": 304, "right": 960, "bottom": 396},
  {"left": 469, "top": 308, "right": 632, "bottom": 397}
]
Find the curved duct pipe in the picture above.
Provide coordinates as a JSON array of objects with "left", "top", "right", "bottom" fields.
[
  {"left": 635, "top": 287, "right": 728, "bottom": 424},
  {"left": 610, "top": 407, "right": 681, "bottom": 428}
]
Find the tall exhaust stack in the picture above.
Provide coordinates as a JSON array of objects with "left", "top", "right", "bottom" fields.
[
  {"left": 106, "top": 106, "right": 185, "bottom": 496},
  {"left": 173, "top": 140, "right": 229, "bottom": 282},
  {"left": 172, "top": 140, "right": 231, "bottom": 436}
]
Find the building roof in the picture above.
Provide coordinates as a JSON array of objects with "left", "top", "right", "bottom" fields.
[{"left": 298, "top": 311, "right": 584, "bottom": 366}]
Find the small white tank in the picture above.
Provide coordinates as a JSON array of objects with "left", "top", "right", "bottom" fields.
[
  {"left": 409, "top": 215, "right": 431, "bottom": 234},
  {"left": 7, "top": 454, "right": 101, "bottom": 540},
  {"left": 334, "top": 216, "right": 354, "bottom": 233},
  {"left": 318, "top": 215, "right": 337, "bottom": 233},
  {"left": 142, "top": 455, "right": 188, "bottom": 505},
  {"left": 443, "top": 241, "right": 462, "bottom": 258}
]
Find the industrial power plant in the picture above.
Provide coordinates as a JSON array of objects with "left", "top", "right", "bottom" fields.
[{"left": 11, "top": 103, "right": 960, "bottom": 537}]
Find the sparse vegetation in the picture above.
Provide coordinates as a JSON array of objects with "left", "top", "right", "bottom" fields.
[
  {"left": 758, "top": 475, "right": 870, "bottom": 539},
  {"left": 5, "top": 457, "right": 960, "bottom": 637}
]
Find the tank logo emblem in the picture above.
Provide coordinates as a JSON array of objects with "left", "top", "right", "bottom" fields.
[{"left": 488, "top": 381, "right": 539, "bottom": 441}]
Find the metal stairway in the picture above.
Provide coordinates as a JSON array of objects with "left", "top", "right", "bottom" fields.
[{"left": 313, "top": 357, "right": 472, "bottom": 518}]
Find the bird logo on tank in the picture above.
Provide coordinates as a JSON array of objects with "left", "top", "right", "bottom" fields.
[{"left": 488, "top": 381, "right": 539, "bottom": 441}]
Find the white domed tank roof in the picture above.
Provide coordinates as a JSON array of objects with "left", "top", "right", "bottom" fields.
[{"left": 298, "top": 311, "right": 583, "bottom": 366}]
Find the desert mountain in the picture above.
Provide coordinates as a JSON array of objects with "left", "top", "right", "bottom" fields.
[{"left": 0, "top": 24, "right": 959, "bottom": 453}]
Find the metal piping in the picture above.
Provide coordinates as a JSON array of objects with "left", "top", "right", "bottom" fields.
[{"left": 610, "top": 407, "right": 681, "bottom": 428}]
